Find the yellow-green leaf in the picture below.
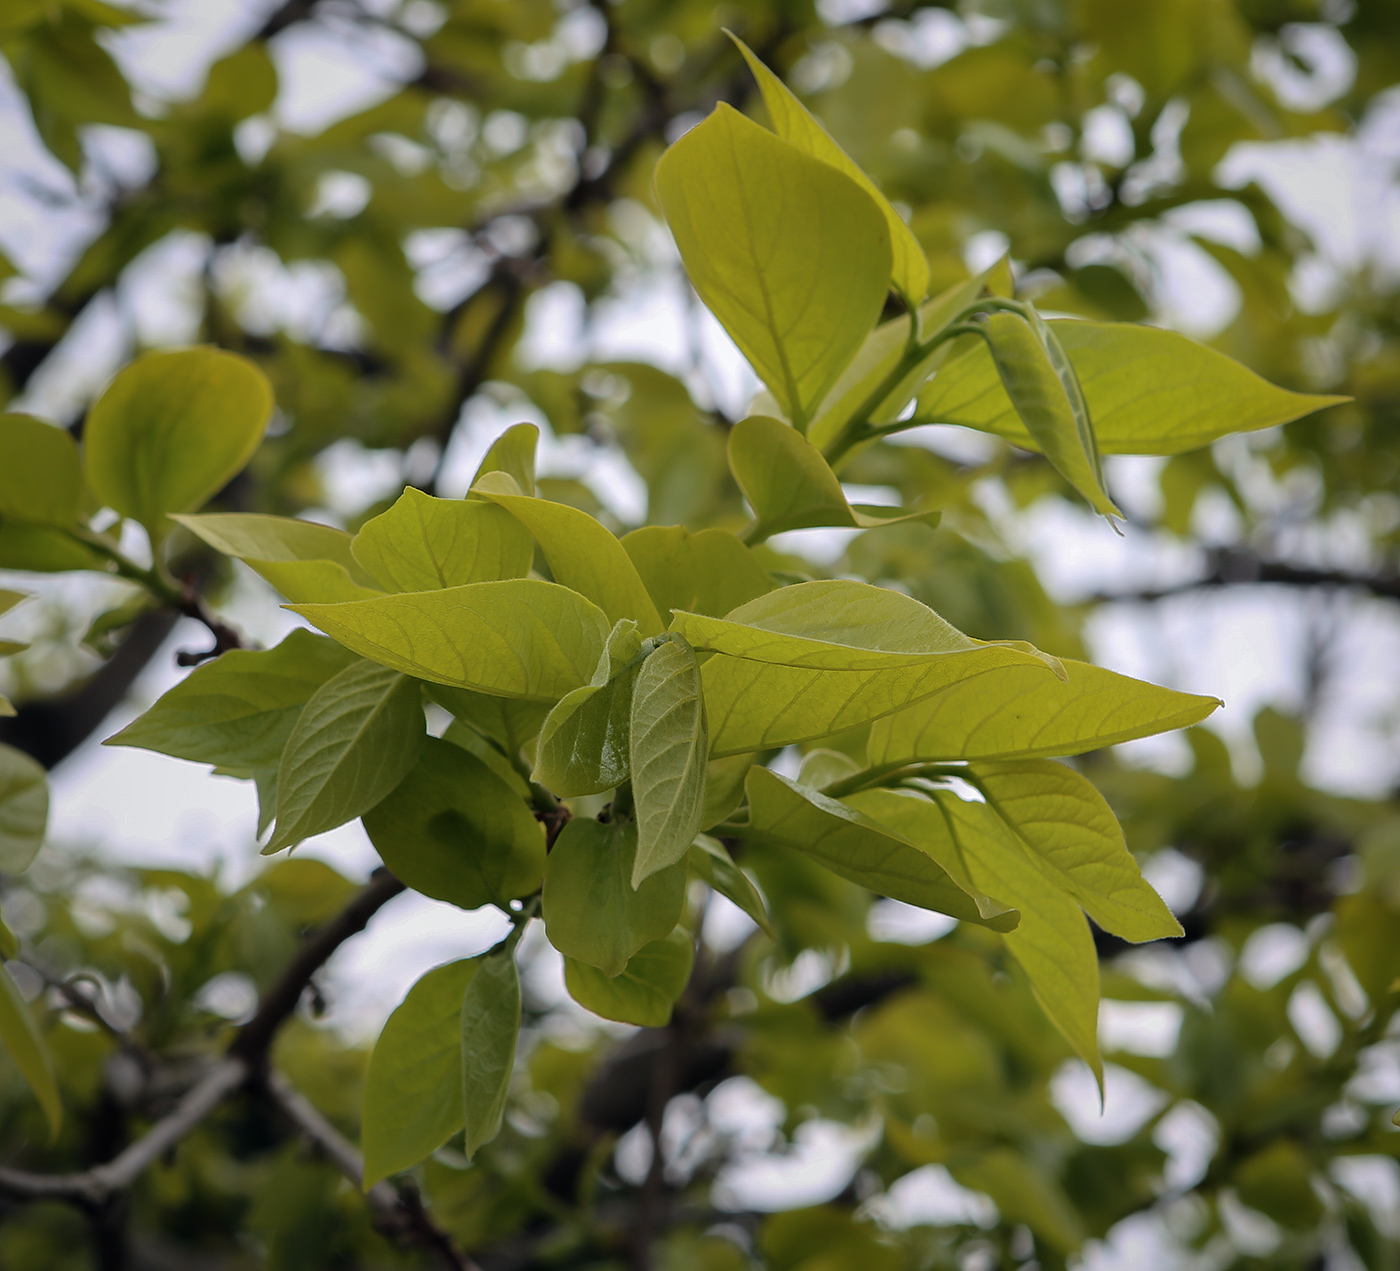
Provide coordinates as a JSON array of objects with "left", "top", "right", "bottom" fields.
[
  {"left": 564, "top": 927, "right": 695, "bottom": 1026},
  {"left": 0, "top": 413, "right": 83, "bottom": 528},
  {"left": 654, "top": 102, "right": 890, "bottom": 430},
  {"left": 470, "top": 422, "right": 537, "bottom": 497},
  {"left": 690, "top": 834, "right": 773, "bottom": 937},
  {"left": 621, "top": 525, "right": 774, "bottom": 621}
]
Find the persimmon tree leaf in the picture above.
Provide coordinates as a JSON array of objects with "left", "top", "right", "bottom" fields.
[
  {"left": 351, "top": 488, "right": 532, "bottom": 591},
  {"left": 745, "top": 767, "right": 1017, "bottom": 929},
  {"left": 564, "top": 927, "right": 695, "bottom": 1027},
  {"left": 470, "top": 422, "right": 537, "bottom": 496},
  {"left": 175, "top": 512, "right": 381, "bottom": 603},
  {"left": 690, "top": 833, "right": 773, "bottom": 937},
  {"left": 868, "top": 658, "right": 1221, "bottom": 763},
  {"left": 621, "top": 525, "right": 774, "bottom": 621},
  {"left": 534, "top": 620, "right": 643, "bottom": 796},
  {"left": 290, "top": 579, "right": 611, "bottom": 700},
  {"left": 654, "top": 102, "right": 890, "bottom": 430},
  {"left": 474, "top": 488, "right": 662, "bottom": 634},
  {"left": 0, "top": 524, "right": 105, "bottom": 573},
  {"left": 0, "top": 962, "right": 60, "bottom": 1140},
  {"left": 630, "top": 636, "right": 708, "bottom": 886},
  {"left": 106, "top": 630, "right": 356, "bottom": 769},
  {"left": 84, "top": 348, "right": 273, "bottom": 534},
  {"left": 460, "top": 946, "right": 521, "bottom": 1160},
  {"left": 429, "top": 685, "right": 551, "bottom": 756},
  {"left": 362, "top": 959, "right": 476, "bottom": 1187},
  {"left": 917, "top": 319, "right": 1347, "bottom": 456},
  {"left": 730, "top": 33, "right": 928, "bottom": 305},
  {"left": 729, "top": 415, "right": 939, "bottom": 541},
  {"left": 980, "top": 312, "right": 1120, "bottom": 519},
  {"left": 269, "top": 660, "right": 424, "bottom": 850},
  {"left": 363, "top": 737, "right": 544, "bottom": 911},
  {"left": 542, "top": 818, "right": 687, "bottom": 976},
  {"left": 968, "top": 759, "right": 1181, "bottom": 943},
  {"left": 0, "top": 413, "right": 83, "bottom": 527},
  {"left": 0, "top": 742, "right": 48, "bottom": 874}
]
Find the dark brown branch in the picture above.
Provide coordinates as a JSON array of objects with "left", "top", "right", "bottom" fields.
[{"left": 1089, "top": 548, "right": 1400, "bottom": 605}]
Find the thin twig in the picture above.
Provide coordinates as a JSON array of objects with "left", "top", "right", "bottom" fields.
[{"left": 1089, "top": 548, "right": 1400, "bottom": 605}]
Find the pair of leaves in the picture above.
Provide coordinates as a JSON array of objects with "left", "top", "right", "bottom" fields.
[{"left": 361, "top": 948, "right": 520, "bottom": 1187}]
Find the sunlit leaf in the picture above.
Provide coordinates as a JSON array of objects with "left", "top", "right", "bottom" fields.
[{"left": 621, "top": 525, "right": 774, "bottom": 621}]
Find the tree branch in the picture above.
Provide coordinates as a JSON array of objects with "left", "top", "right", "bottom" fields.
[{"left": 1090, "top": 548, "right": 1400, "bottom": 605}]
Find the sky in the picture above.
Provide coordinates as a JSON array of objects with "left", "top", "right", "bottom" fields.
[{"left": 1, "top": 0, "right": 1399, "bottom": 1257}]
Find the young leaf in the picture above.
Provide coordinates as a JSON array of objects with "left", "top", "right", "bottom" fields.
[
  {"left": 290, "top": 579, "right": 612, "bottom": 700},
  {"left": 690, "top": 834, "right": 773, "bottom": 937},
  {"left": 630, "top": 637, "right": 708, "bottom": 885},
  {"left": 362, "top": 959, "right": 476, "bottom": 1187},
  {"left": 729, "top": 415, "right": 939, "bottom": 542},
  {"left": 0, "top": 742, "right": 47, "bottom": 874},
  {"left": 853, "top": 787, "right": 1101, "bottom": 1078},
  {"left": 621, "top": 525, "right": 774, "bottom": 621},
  {"left": 917, "top": 319, "right": 1347, "bottom": 456},
  {"left": 746, "top": 767, "right": 1017, "bottom": 929},
  {"left": 654, "top": 102, "right": 891, "bottom": 430},
  {"left": 470, "top": 422, "right": 538, "bottom": 496},
  {"left": 542, "top": 818, "right": 687, "bottom": 976},
  {"left": 84, "top": 348, "right": 274, "bottom": 534},
  {"left": 460, "top": 946, "right": 521, "bottom": 1161},
  {"left": 174, "top": 512, "right": 381, "bottom": 603},
  {"left": 363, "top": 737, "right": 544, "bottom": 910},
  {"left": 968, "top": 759, "right": 1182, "bottom": 943},
  {"left": 730, "top": 33, "right": 928, "bottom": 304},
  {"left": 534, "top": 620, "right": 643, "bottom": 796},
  {"left": 980, "top": 312, "right": 1120, "bottom": 519},
  {"left": 106, "top": 630, "right": 357, "bottom": 769},
  {"left": 351, "top": 488, "right": 532, "bottom": 592},
  {"left": 563, "top": 928, "right": 695, "bottom": 1026},
  {"left": 269, "top": 660, "right": 424, "bottom": 851},
  {"left": 474, "top": 488, "right": 663, "bottom": 634},
  {"left": 0, "top": 962, "right": 60, "bottom": 1139},
  {"left": 868, "top": 658, "right": 1221, "bottom": 763},
  {"left": 0, "top": 413, "right": 83, "bottom": 527}
]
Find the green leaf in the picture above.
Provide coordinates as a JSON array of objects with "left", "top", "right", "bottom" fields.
[
  {"left": 980, "top": 312, "right": 1120, "bottom": 519},
  {"left": 474, "top": 488, "right": 662, "bottom": 634},
  {"left": 967, "top": 759, "right": 1181, "bottom": 942},
  {"left": 564, "top": 927, "right": 694, "bottom": 1026},
  {"left": 0, "top": 742, "right": 48, "bottom": 873},
  {"left": 728, "top": 415, "right": 939, "bottom": 542},
  {"left": 430, "top": 685, "right": 550, "bottom": 757},
  {"left": 952, "top": 1148, "right": 1085, "bottom": 1255},
  {"left": 174, "top": 512, "right": 381, "bottom": 603},
  {"left": 621, "top": 525, "right": 774, "bottom": 621},
  {"left": 745, "top": 767, "right": 1017, "bottom": 929},
  {"left": 362, "top": 958, "right": 476, "bottom": 1187},
  {"left": 0, "top": 523, "right": 106, "bottom": 573},
  {"left": 630, "top": 636, "right": 708, "bottom": 885},
  {"left": 0, "top": 413, "right": 83, "bottom": 527},
  {"left": 290, "top": 579, "right": 612, "bottom": 701},
  {"left": 106, "top": 630, "right": 357, "bottom": 769},
  {"left": 867, "top": 658, "right": 1221, "bottom": 763},
  {"left": 363, "top": 737, "right": 543, "bottom": 910},
  {"left": 0, "top": 912, "right": 16, "bottom": 960},
  {"left": 690, "top": 834, "right": 773, "bottom": 937},
  {"left": 84, "top": 348, "right": 274, "bottom": 534},
  {"left": 442, "top": 720, "right": 533, "bottom": 801},
  {"left": 542, "top": 817, "right": 687, "bottom": 976},
  {"left": 534, "top": 620, "right": 643, "bottom": 796},
  {"left": 702, "top": 753, "right": 754, "bottom": 829},
  {"left": 351, "top": 488, "right": 533, "bottom": 591},
  {"left": 852, "top": 787, "right": 1101, "bottom": 1076},
  {"left": 470, "top": 422, "right": 537, "bottom": 496},
  {"left": 917, "top": 319, "right": 1347, "bottom": 456},
  {"left": 269, "top": 660, "right": 424, "bottom": 851},
  {"left": 0, "top": 591, "right": 28, "bottom": 619},
  {"left": 0, "top": 962, "right": 60, "bottom": 1139},
  {"left": 730, "top": 33, "right": 928, "bottom": 304},
  {"left": 460, "top": 947, "right": 521, "bottom": 1160},
  {"left": 654, "top": 102, "right": 891, "bottom": 430}
]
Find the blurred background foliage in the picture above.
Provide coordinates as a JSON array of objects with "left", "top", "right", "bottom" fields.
[{"left": 1, "top": 0, "right": 1399, "bottom": 1268}]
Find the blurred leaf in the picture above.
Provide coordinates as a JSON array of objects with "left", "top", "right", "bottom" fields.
[
  {"left": 0, "top": 414, "right": 83, "bottom": 527},
  {"left": 0, "top": 742, "right": 47, "bottom": 873},
  {"left": 0, "top": 963, "right": 59, "bottom": 1139}
]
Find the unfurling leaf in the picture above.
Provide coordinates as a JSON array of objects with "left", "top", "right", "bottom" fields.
[
  {"left": 351, "top": 487, "right": 532, "bottom": 591},
  {"left": 363, "top": 737, "right": 543, "bottom": 910},
  {"left": 543, "top": 818, "right": 687, "bottom": 976},
  {"left": 0, "top": 742, "right": 48, "bottom": 874},
  {"left": 269, "top": 660, "right": 424, "bottom": 851},
  {"left": 630, "top": 636, "right": 708, "bottom": 886},
  {"left": 84, "top": 348, "right": 273, "bottom": 534},
  {"left": 564, "top": 927, "right": 695, "bottom": 1026},
  {"left": 362, "top": 959, "right": 476, "bottom": 1187},
  {"left": 106, "top": 630, "right": 356, "bottom": 769},
  {"left": 460, "top": 947, "right": 521, "bottom": 1160},
  {"left": 0, "top": 964, "right": 60, "bottom": 1140},
  {"left": 655, "top": 102, "right": 890, "bottom": 430}
]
